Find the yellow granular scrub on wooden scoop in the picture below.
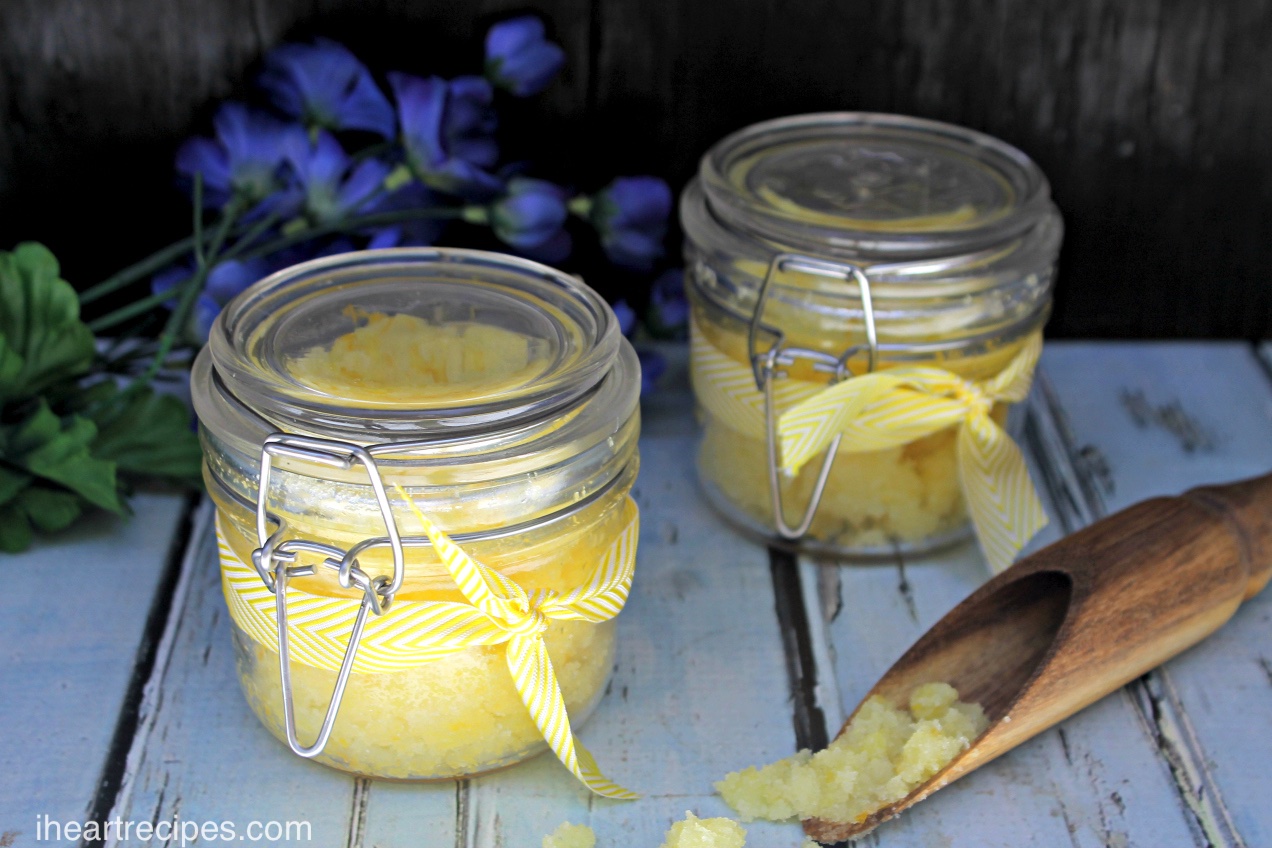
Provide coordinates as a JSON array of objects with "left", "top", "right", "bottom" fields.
[
  {"left": 659, "top": 812, "right": 747, "bottom": 848},
  {"left": 542, "top": 822, "right": 596, "bottom": 848},
  {"left": 716, "top": 683, "right": 987, "bottom": 825}
]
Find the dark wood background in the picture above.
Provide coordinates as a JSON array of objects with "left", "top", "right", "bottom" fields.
[{"left": 1, "top": 0, "right": 1269, "bottom": 338}]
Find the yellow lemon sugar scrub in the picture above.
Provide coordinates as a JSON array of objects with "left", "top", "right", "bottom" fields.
[
  {"left": 717, "top": 683, "right": 987, "bottom": 825},
  {"left": 681, "top": 113, "right": 1062, "bottom": 559},
  {"left": 192, "top": 249, "right": 642, "bottom": 788},
  {"left": 543, "top": 822, "right": 597, "bottom": 848},
  {"left": 659, "top": 813, "right": 747, "bottom": 848}
]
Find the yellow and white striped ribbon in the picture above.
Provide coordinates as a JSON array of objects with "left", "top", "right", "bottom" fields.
[
  {"left": 690, "top": 322, "right": 1046, "bottom": 573},
  {"left": 217, "top": 495, "right": 640, "bottom": 799}
]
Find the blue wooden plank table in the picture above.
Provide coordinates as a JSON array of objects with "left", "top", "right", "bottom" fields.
[{"left": 4, "top": 342, "right": 1272, "bottom": 848}]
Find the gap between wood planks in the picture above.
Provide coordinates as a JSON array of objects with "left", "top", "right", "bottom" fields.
[
  {"left": 1023, "top": 369, "right": 1248, "bottom": 848},
  {"left": 80, "top": 346, "right": 1271, "bottom": 848},
  {"left": 78, "top": 491, "right": 200, "bottom": 848}
]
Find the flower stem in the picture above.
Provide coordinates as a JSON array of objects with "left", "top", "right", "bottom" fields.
[
  {"left": 78, "top": 236, "right": 199, "bottom": 305},
  {"left": 134, "top": 190, "right": 245, "bottom": 387},
  {"left": 219, "top": 208, "right": 283, "bottom": 262},
  {"left": 88, "top": 288, "right": 185, "bottom": 332},
  {"left": 79, "top": 187, "right": 246, "bottom": 306},
  {"left": 232, "top": 206, "right": 468, "bottom": 264},
  {"left": 192, "top": 176, "right": 206, "bottom": 267}
]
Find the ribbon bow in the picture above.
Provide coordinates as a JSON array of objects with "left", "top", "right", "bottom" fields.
[
  {"left": 777, "top": 334, "right": 1046, "bottom": 572},
  {"left": 218, "top": 496, "right": 640, "bottom": 799},
  {"left": 394, "top": 486, "right": 638, "bottom": 799}
]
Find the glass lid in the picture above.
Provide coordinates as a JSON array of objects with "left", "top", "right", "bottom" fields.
[
  {"left": 699, "top": 112, "right": 1054, "bottom": 258},
  {"left": 204, "top": 248, "right": 622, "bottom": 439}
]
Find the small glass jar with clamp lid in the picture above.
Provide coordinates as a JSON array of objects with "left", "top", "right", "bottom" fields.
[
  {"left": 681, "top": 113, "right": 1062, "bottom": 558},
  {"left": 191, "top": 248, "right": 641, "bottom": 781}
]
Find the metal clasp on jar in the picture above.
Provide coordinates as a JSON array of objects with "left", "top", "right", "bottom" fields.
[
  {"left": 252, "top": 433, "right": 406, "bottom": 758},
  {"left": 745, "top": 253, "right": 880, "bottom": 540},
  {"left": 248, "top": 431, "right": 632, "bottom": 759}
]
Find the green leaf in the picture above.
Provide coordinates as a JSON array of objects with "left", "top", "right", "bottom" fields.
[
  {"left": 0, "top": 242, "right": 96, "bottom": 403},
  {"left": 87, "top": 383, "right": 203, "bottom": 481},
  {"left": 0, "top": 341, "right": 23, "bottom": 394},
  {"left": 3, "top": 399, "right": 122, "bottom": 512},
  {"left": 66, "top": 378, "right": 119, "bottom": 412},
  {"left": 20, "top": 485, "right": 83, "bottom": 532},
  {"left": 0, "top": 503, "right": 32, "bottom": 552},
  {"left": 0, "top": 466, "right": 30, "bottom": 506}
]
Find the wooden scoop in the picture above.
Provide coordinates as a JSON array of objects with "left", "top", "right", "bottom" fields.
[{"left": 805, "top": 472, "right": 1272, "bottom": 844}]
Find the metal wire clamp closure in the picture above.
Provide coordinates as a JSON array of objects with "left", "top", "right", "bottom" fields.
[
  {"left": 746, "top": 253, "right": 880, "bottom": 540},
  {"left": 252, "top": 433, "right": 406, "bottom": 758}
]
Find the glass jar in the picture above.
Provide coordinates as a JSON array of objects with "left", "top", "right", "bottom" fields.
[
  {"left": 681, "top": 113, "right": 1062, "bottom": 557},
  {"left": 191, "top": 248, "right": 641, "bottom": 781}
]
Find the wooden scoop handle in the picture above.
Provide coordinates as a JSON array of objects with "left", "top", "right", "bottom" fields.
[
  {"left": 1186, "top": 473, "right": 1272, "bottom": 600},
  {"left": 806, "top": 472, "right": 1272, "bottom": 844},
  {"left": 1031, "top": 471, "right": 1272, "bottom": 714}
]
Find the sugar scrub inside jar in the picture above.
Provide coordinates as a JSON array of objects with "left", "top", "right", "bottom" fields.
[
  {"left": 191, "top": 249, "right": 641, "bottom": 788},
  {"left": 681, "top": 113, "right": 1062, "bottom": 559}
]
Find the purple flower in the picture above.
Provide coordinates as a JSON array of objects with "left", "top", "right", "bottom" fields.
[
  {"left": 514, "top": 229, "right": 572, "bottom": 264},
  {"left": 649, "top": 268, "right": 688, "bottom": 335},
  {"left": 388, "top": 73, "right": 502, "bottom": 198},
  {"left": 612, "top": 299, "right": 637, "bottom": 336},
  {"left": 588, "top": 177, "right": 672, "bottom": 271},
  {"left": 363, "top": 182, "right": 448, "bottom": 248},
  {"left": 638, "top": 349, "right": 666, "bottom": 396},
  {"left": 175, "top": 102, "right": 305, "bottom": 211},
  {"left": 490, "top": 178, "right": 568, "bottom": 250},
  {"left": 484, "top": 16, "right": 566, "bottom": 97},
  {"left": 283, "top": 130, "right": 389, "bottom": 224},
  {"left": 151, "top": 258, "right": 270, "bottom": 341},
  {"left": 204, "top": 259, "right": 269, "bottom": 305},
  {"left": 259, "top": 39, "right": 395, "bottom": 138},
  {"left": 150, "top": 265, "right": 189, "bottom": 310},
  {"left": 610, "top": 301, "right": 666, "bottom": 393},
  {"left": 263, "top": 237, "right": 361, "bottom": 273},
  {"left": 192, "top": 293, "right": 227, "bottom": 341}
]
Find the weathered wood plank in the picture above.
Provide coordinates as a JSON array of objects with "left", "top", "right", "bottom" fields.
[
  {"left": 84, "top": 342, "right": 1272, "bottom": 847},
  {"left": 361, "top": 348, "right": 803, "bottom": 845},
  {"left": 104, "top": 503, "right": 371, "bottom": 847},
  {"left": 1041, "top": 341, "right": 1272, "bottom": 847},
  {"left": 801, "top": 345, "right": 1240, "bottom": 845},
  {"left": 804, "top": 544, "right": 1202, "bottom": 847},
  {"left": 101, "top": 353, "right": 805, "bottom": 846},
  {"left": 0, "top": 493, "right": 188, "bottom": 844}
]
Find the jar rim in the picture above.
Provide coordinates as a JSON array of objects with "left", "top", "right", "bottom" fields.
[
  {"left": 698, "top": 112, "right": 1055, "bottom": 260},
  {"left": 202, "top": 248, "right": 624, "bottom": 444}
]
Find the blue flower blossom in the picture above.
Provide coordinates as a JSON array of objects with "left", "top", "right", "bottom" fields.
[
  {"left": 484, "top": 16, "right": 566, "bottom": 97},
  {"left": 151, "top": 258, "right": 270, "bottom": 341},
  {"left": 649, "top": 268, "right": 688, "bottom": 335},
  {"left": 611, "top": 300, "right": 667, "bottom": 395},
  {"left": 150, "top": 265, "right": 189, "bottom": 309},
  {"left": 175, "top": 102, "right": 305, "bottom": 212},
  {"left": 490, "top": 178, "right": 568, "bottom": 250},
  {"left": 388, "top": 73, "right": 502, "bottom": 198},
  {"left": 638, "top": 349, "right": 667, "bottom": 396},
  {"left": 587, "top": 177, "right": 673, "bottom": 271},
  {"left": 612, "top": 299, "right": 637, "bottom": 336},
  {"left": 515, "top": 229, "right": 572, "bottom": 264},
  {"left": 260, "top": 237, "right": 361, "bottom": 278},
  {"left": 259, "top": 38, "right": 396, "bottom": 137},
  {"left": 363, "top": 183, "right": 448, "bottom": 248},
  {"left": 283, "top": 130, "right": 390, "bottom": 224}
]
